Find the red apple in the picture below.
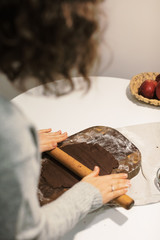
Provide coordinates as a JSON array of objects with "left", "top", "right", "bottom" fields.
[
  {"left": 156, "top": 74, "right": 160, "bottom": 83},
  {"left": 153, "top": 80, "right": 158, "bottom": 87},
  {"left": 139, "top": 80, "right": 157, "bottom": 99},
  {"left": 156, "top": 81, "right": 160, "bottom": 99}
]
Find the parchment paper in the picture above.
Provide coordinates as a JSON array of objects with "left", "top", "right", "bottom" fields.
[{"left": 117, "top": 122, "right": 160, "bottom": 205}]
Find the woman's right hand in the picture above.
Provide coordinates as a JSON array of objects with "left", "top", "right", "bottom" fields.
[{"left": 82, "top": 166, "right": 131, "bottom": 204}]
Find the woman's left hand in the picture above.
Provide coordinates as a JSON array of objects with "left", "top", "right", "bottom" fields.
[{"left": 38, "top": 128, "right": 68, "bottom": 153}]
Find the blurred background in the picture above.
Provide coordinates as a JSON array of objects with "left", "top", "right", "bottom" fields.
[
  {"left": 0, "top": 0, "right": 160, "bottom": 100},
  {"left": 96, "top": 0, "right": 160, "bottom": 78}
]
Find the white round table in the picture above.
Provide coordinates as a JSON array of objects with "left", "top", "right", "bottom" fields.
[{"left": 13, "top": 76, "right": 160, "bottom": 240}]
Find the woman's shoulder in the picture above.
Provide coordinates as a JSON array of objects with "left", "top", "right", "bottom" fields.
[
  {"left": 0, "top": 94, "right": 38, "bottom": 146},
  {"left": 0, "top": 95, "right": 30, "bottom": 129},
  {"left": 0, "top": 95, "right": 39, "bottom": 169},
  {"left": 0, "top": 95, "right": 15, "bottom": 115}
]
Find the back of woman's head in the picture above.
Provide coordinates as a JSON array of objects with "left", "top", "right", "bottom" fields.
[{"left": 0, "top": 0, "right": 102, "bottom": 93}]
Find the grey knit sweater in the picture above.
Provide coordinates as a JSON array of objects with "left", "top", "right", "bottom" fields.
[{"left": 0, "top": 96, "right": 103, "bottom": 240}]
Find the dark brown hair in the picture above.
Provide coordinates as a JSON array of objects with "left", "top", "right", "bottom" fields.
[{"left": 0, "top": 0, "right": 102, "bottom": 94}]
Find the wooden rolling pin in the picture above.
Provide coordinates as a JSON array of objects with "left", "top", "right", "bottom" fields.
[{"left": 48, "top": 147, "right": 134, "bottom": 210}]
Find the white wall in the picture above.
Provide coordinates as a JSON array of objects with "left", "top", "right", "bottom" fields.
[
  {"left": 0, "top": 0, "right": 160, "bottom": 100},
  {"left": 97, "top": 0, "right": 160, "bottom": 79}
]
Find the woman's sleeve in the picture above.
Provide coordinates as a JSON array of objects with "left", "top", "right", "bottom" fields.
[
  {"left": 0, "top": 99, "right": 103, "bottom": 240},
  {"left": 15, "top": 158, "right": 103, "bottom": 240},
  {"left": 40, "top": 181, "right": 103, "bottom": 239}
]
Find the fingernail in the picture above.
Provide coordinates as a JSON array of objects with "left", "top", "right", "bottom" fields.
[
  {"left": 126, "top": 180, "right": 131, "bottom": 187},
  {"left": 124, "top": 188, "right": 129, "bottom": 192},
  {"left": 124, "top": 173, "right": 128, "bottom": 178},
  {"left": 94, "top": 166, "right": 98, "bottom": 171}
]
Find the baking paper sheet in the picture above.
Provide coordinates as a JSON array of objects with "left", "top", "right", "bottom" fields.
[{"left": 117, "top": 122, "right": 160, "bottom": 205}]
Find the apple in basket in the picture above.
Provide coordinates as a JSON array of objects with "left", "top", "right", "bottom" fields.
[
  {"left": 156, "top": 81, "right": 160, "bottom": 100},
  {"left": 156, "top": 74, "right": 160, "bottom": 83},
  {"left": 138, "top": 80, "right": 157, "bottom": 99}
]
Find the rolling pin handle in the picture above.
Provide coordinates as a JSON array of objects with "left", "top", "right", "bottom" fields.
[{"left": 115, "top": 195, "right": 134, "bottom": 210}]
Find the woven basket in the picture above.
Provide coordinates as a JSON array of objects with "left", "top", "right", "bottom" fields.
[{"left": 130, "top": 72, "right": 160, "bottom": 106}]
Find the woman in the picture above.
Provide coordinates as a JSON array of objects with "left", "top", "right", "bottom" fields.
[{"left": 0, "top": 1, "right": 130, "bottom": 239}]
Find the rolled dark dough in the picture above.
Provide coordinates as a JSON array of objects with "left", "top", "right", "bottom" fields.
[{"left": 38, "top": 143, "right": 118, "bottom": 205}]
